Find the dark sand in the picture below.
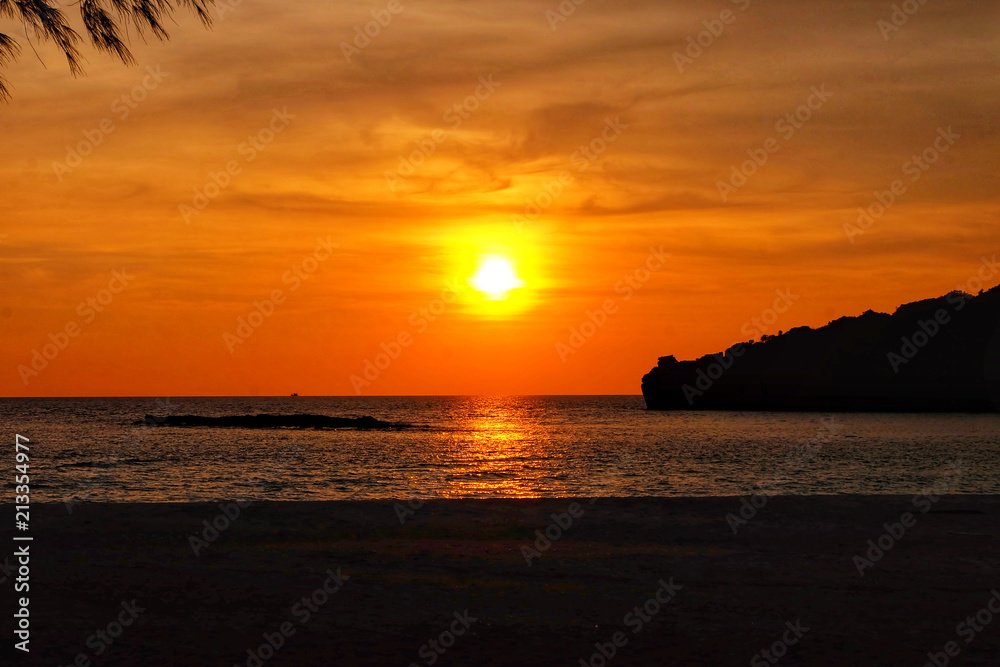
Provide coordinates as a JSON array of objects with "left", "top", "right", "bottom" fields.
[{"left": 7, "top": 496, "right": 1000, "bottom": 666}]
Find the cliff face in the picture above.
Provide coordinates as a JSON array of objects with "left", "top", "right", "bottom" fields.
[{"left": 641, "top": 286, "right": 1000, "bottom": 411}]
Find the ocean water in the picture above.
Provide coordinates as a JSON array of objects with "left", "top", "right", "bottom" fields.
[{"left": 3, "top": 396, "right": 1000, "bottom": 502}]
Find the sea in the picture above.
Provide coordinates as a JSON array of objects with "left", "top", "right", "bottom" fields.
[{"left": 4, "top": 396, "right": 1000, "bottom": 503}]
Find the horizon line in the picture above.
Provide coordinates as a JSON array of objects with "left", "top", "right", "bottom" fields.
[{"left": 0, "top": 393, "right": 646, "bottom": 399}]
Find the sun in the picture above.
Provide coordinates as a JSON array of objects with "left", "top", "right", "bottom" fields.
[{"left": 470, "top": 255, "right": 525, "bottom": 300}]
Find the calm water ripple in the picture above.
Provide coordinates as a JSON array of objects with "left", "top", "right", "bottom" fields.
[{"left": 2, "top": 396, "right": 999, "bottom": 502}]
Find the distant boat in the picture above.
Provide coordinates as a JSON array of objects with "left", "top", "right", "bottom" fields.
[{"left": 291, "top": 393, "right": 299, "bottom": 397}]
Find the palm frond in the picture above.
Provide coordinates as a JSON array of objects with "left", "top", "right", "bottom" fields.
[
  {"left": 0, "top": 0, "right": 216, "bottom": 101},
  {"left": 81, "top": 0, "right": 134, "bottom": 64},
  {"left": 0, "top": 30, "right": 16, "bottom": 100}
]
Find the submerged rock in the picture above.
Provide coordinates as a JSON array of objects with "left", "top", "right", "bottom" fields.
[{"left": 136, "top": 413, "right": 405, "bottom": 429}]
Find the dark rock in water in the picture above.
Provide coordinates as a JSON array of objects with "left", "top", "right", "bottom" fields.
[
  {"left": 136, "top": 413, "right": 405, "bottom": 429},
  {"left": 642, "top": 284, "right": 1000, "bottom": 412}
]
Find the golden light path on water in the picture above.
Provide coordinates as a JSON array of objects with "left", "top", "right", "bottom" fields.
[
  {"left": 436, "top": 397, "right": 562, "bottom": 498},
  {"left": 16, "top": 397, "right": 1000, "bottom": 502}
]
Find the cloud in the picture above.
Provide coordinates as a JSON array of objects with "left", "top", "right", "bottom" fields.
[{"left": 2, "top": 0, "right": 1000, "bottom": 394}]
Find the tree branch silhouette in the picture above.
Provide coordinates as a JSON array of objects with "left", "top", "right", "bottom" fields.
[{"left": 0, "top": 0, "right": 215, "bottom": 101}]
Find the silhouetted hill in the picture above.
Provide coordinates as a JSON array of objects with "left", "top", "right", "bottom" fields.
[{"left": 642, "top": 285, "right": 1000, "bottom": 411}]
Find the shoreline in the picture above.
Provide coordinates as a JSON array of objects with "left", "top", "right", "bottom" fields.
[{"left": 40, "top": 489, "right": 1000, "bottom": 504}]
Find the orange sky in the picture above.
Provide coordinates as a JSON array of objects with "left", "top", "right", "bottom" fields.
[{"left": 2, "top": 0, "right": 999, "bottom": 397}]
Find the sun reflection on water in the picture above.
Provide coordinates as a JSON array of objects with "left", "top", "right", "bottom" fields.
[{"left": 437, "top": 396, "right": 560, "bottom": 498}]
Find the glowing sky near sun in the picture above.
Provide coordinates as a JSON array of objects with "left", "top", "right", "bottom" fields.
[{"left": 1, "top": 0, "right": 999, "bottom": 396}]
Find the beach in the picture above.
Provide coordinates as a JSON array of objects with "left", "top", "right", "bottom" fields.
[{"left": 10, "top": 496, "right": 1000, "bottom": 665}]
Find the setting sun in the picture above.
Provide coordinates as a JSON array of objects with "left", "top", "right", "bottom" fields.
[{"left": 470, "top": 256, "right": 524, "bottom": 300}]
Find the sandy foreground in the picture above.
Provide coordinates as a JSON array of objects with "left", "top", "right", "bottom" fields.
[{"left": 4, "top": 496, "right": 1000, "bottom": 666}]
